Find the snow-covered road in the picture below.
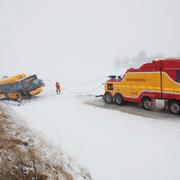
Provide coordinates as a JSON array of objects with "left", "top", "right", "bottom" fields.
[
  {"left": 85, "top": 98, "right": 180, "bottom": 121},
  {"left": 11, "top": 90, "right": 180, "bottom": 180},
  {"left": 1, "top": 0, "right": 180, "bottom": 178}
]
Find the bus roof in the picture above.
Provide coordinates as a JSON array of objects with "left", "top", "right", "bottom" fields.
[{"left": 0, "top": 73, "right": 28, "bottom": 85}]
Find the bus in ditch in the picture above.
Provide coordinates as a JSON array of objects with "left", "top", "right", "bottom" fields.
[{"left": 0, "top": 73, "right": 45, "bottom": 100}]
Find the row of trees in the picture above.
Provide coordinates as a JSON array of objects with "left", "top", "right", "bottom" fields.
[{"left": 114, "top": 51, "right": 166, "bottom": 69}]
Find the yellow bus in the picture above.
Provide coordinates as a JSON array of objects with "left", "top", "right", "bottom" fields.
[{"left": 0, "top": 74, "right": 45, "bottom": 100}]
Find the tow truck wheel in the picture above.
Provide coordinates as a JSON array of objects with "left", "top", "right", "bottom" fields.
[
  {"left": 169, "top": 101, "right": 180, "bottom": 115},
  {"left": 104, "top": 92, "right": 113, "bottom": 104},
  {"left": 142, "top": 97, "right": 152, "bottom": 110},
  {"left": 114, "top": 94, "right": 123, "bottom": 105}
]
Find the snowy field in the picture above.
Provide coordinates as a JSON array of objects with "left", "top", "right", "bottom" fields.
[
  {"left": 2, "top": 63, "right": 180, "bottom": 180},
  {"left": 1, "top": 0, "right": 180, "bottom": 179}
]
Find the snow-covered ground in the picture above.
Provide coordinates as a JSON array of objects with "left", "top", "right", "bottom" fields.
[
  {"left": 1, "top": 0, "right": 180, "bottom": 179},
  {"left": 4, "top": 63, "right": 179, "bottom": 180}
]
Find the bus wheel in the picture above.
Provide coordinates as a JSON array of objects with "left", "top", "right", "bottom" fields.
[
  {"left": 114, "top": 94, "right": 123, "bottom": 105},
  {"left": 142, "top": 97, "right": 152, "bottom": 110},
  {"left": 169, "top": 101, "right": 180, "bottom": 115},
  {"left": 5, "top": 94, "right": 9, "bottom": 100},
  {"left": 104, "top": 92, "right": 113, "bottom": 104}
]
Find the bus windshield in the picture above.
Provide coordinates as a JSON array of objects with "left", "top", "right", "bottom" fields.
[{"left": 22, "top": 75, "right": 42, "bottom": 91}]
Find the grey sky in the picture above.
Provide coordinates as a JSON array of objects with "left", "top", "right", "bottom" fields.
[{"left": 0, "top": 0, "right": 180, "bottom": 72}]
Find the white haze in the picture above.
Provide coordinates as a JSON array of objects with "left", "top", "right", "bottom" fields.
[
  {"left": 1, "top": 1, "right": 180, "bottom": 179},
  {"left": 1, "top": 0, "right": 180, "bottom": 74}
]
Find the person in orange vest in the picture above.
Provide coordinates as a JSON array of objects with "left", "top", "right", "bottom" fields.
[{"left": 55, "top": 82, "right": 61, "bottom": 94}]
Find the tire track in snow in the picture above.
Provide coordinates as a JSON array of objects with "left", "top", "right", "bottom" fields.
[{"left": 84, "top": 98, "right": 180, "bottom": 121}]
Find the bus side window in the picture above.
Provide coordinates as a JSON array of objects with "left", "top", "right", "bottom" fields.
[{"left": 176, "top": 71, "right": 180, "bottom": 82}]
